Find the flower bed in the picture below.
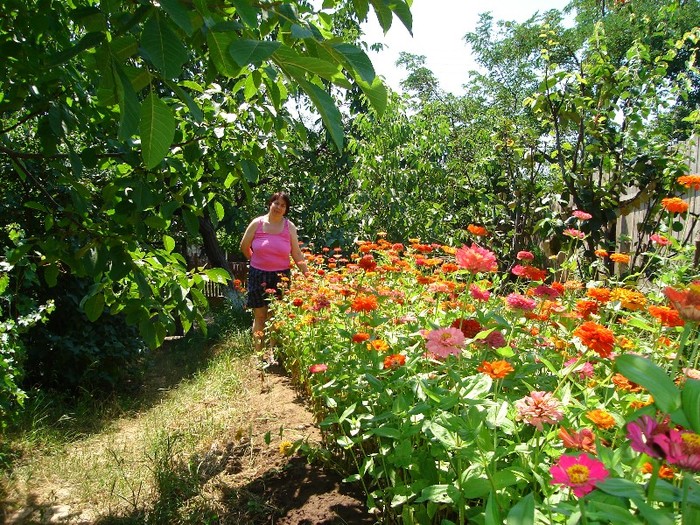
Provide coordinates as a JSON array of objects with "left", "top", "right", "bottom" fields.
[{"left": 270, "top": 222, "right": 700, "bottom": 524}]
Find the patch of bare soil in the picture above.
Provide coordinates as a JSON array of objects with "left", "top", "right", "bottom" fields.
[{"left": 208, "top": 362, "right": 377, "bottom": 525}]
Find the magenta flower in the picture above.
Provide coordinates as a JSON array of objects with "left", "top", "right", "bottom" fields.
[
  {"left": 655, "top": 429, "right": 700, "bottom": 472},
  {"left": 455, "top": 244, "right": 498, "bottom": 273},
  {"left": 626, "top": 415, "right": 665, "bottom": 459},
  {"left": 424, "top": 327, "right": 465, "bottom": 359},
  {"left": 532, "top": 284, "right": 561, "bottom": 299},
  {"left": 309, "top": 363, "right": 328, "bottom": 374},
  {"left": 506, "top": 293, "right": 537, "bottom": 311},
  {"left": 517, "top": 250, "right": 535, "bottom": 261},
  {"left": 564, "top": 228, "right": 586, "bottom": 240},
  {"left": 564, "top": 358, "right": 595, "bottom": 380},
  {"left": 572, "top": 210, "right": 593, "bottom": 221},
  {"left": 470, "top": 284, "right": 491, "bottom": 301},
  {"left": 484, "top": 330, "right": 506, "bottom": 349},
  {"left": 515, "top": 391, "right": 564, "bottom": 430},
  {"left": 550, "top": 454, "right": 609, "bottom": 497}
]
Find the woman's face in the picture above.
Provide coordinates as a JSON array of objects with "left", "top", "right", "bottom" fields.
[{"left": 269, "top": 197, "right": 287, "bottom": 216}]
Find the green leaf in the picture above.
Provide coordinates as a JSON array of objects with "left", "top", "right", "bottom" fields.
[
  {"left": 615, "top": 354, "right": 681, "bottom": 414},
  {"left": 158, "top": 0, "right": 194, "bottom": 36},
  {"left": 330, "top": 43, "right": 376, "bottom": 84},
  {"left": 83, "top": 292, "right": 105, "bottom": 322},
  {"left": 273, "top": 46, "right": 340, "bottom": 80},
  {"left": 369, "top": 426, "right": 401, "bottom": 439},
  {"left": 352, "top": 0, "right": 370, "bottom": 21},
  {"left": 43, "top": 264, "right": 59, "bottom": 287},
  {"left": 140, "top": 15, "right": 188, "bottom": 79},
  {"left": 207, "top": 31, "right": 242, "bottom": 77},
  {"left": 369, "top": 0, "right": 393, "bottom": 33},
  {"left": 682, "top": 379, "right": 700, "bottom": 433},
  {"left": 140, "top": 93, "right": 176, "bottom": 169},
  {"left": 295, "top": 79, "right": 343, "bottom": 150},
  {"left": 229, "top": 39, "right": 281, "bottom": 67},
  {"left": 163, "top": 235, "right": 176, "bottom": 253},
  {"left": 205, "top": 268, "right": 230, "bottom": 284},
  {"left": 417, "top": 484, "right": 456, "bottom": 504},
  {"left": 597, "top": 478, "right": 645, "bottom": 500},
  {"left": 485, "top": 491, "right": 501, "bottom": 525},
  {"left": 507, "top": 492, "right": 534, "bottom": 525},
  {"left": 388, "top": 0, "right": 413, "bottom": 35},
  {"left": 231, "top": 0, "right": 259, "bottom": 27},
  {"left": 165, "top": 80, "right": 204, "bottom": 123},
  {"left": 214, "top": 201, "right": 225, "bottom": 221},
  {"left": 114, "top": 65, "right": 140, "bottom": 141}
]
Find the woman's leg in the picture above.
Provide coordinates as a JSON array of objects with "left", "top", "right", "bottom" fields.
[{"left": 252, "top": 305, "right": 268, "bottom": 353}]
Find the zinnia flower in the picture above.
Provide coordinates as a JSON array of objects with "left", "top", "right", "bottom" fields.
[
  {"left": 352, "top": 332, "right": 371, "bottom": 343},
  {"left": 483, "top": 329, "right": 506, "bottom": 349},
  {"left": 358, "top": 254, "right": 377, "bottom": 271},
  {"left": 367, "top": 339, "right": 389, "bottom": 352},
  {"left": 467, "top": 224, "right": 489, "bottom": 236},
  {"left": 506, "top": 293, "right": 537, "bottom": 311},
  {"left": 451, "top": 318, "right": 481, "bottom": 339},
  {"left": 564, "top": 228, "right": 585, "bottom": 240},
  {"left": 455, "top": 244, "right": 498, "bottom": 273},
  {"left": 470, "top": 284, "right": 491, "bottom": 301},
  {"left": 655, "top": 429, "right": 700, "bottom": 472},
  {"left": 678, "top": 174, "right": 700, "bottom": 190},
  {"left": 550, "top": 454, "right": 609, "bottom": 497},
  {"left": 650, "top": 233, "right": 671, "bottom": 246},
  {"left": 515, "top": 391, "right": 564, "bottom": 430},
  {"left": 586, "top": 409, "right": 616, "bottom": 430},
  {"left": 661, "top": 197, "right": 689, "bottom": 214},
  {"left": 609, "top": 253, "right": 630, "bottom": 265},
  {"left": 587, "top": 287, "right": 611, "bottom": 303},
  {"left": 383, "top": 353, "right": 406, "bottom": 369},
  {"left": 610, "top": 288, "right": 646, "bottom": 311},
  {"left": 477, "top": 359, "right": 514, "bottom": 379},
  {"left": 572, "top": 210, "right": 593, "bottom": 221},
  {"left": 573, "top": 321, "right": 615, "bottom": 358},
  {"left": 664, "top": 282, "right": 700, "bottom": 322},
  {"left": 594, "top": 249, "right": 609, "bottom": 258},
  {"left": 309, "top": 363, "right": 328, "bottom": 374},
  {"left": 576, "top": 300, "right": 599, "bottom": 318},
  {"left": 351, "top": 294, "right": 378, "bottom": 313},
  {"left": 517, "top": 250, "right": 535, "bottom": 261},
  {"left": 626, "top": 415, "right": 666, "bottom": 458},
  {"left": 424, "top": 327, "right": 465, "bottom": 358},
  {"left": 648, "top": 305, "right": 685, "bottom": 327},
  {"left": 558, "top": 427, "right": 599, "bottom": 454}
]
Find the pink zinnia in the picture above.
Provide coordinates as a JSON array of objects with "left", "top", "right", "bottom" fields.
[
  {"left": 572, "top": 210, "right": 593, "bottom": 221},
  {"left": 517, "top": 250, "right": 535, "bottom": 261},
  {"left": 564, "top": 228, "right": 586, "bottom": 240},
  {"left": 455, "top": 244, "right": 498, "bottom": 273},
  {"left": 309, "top": 363, "right": 328, "bottom": 374},
  {"left": 470, "top": 284, "right": 491, "bottom": 301},
  {"left": 484, "top": 329, "right": 506, "bottom": 349},
  {"left": 506, "top": 293, "right": 537, "bottom": 311},
  {"left": 515, "top": 391, "right": 564, "bottom": 430},
  {"left": 532, "top": 284, "right": 561, "bottom": 299},
  {"left": 550, "top": 454, "right": 609, "bottom": 497},
  {"left": 655, "top": 429, "right": 700, "bottom": 472},
  {"left": 424, "top": 327, "right": 465, "bottom": 359},
  {"left": 626, "top": 415, "right": 665, "bottom": 459},
  {"left": 650, "top": 233, "right": 671, "bottom": 246},
  {"left": 564, "top": 358, "right": 595, "bottom": 380}
]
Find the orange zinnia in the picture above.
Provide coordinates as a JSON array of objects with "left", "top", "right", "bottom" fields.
[
  {"left": 677, "top": 174, "right": 700, "bottom": 190},
  {"left": 383, "top": 353, "right": 406, "bottom": 369},
  {"left": 351, "top": 294, "right": 378, "bottom": 313},
  {"left": 611, "top": 373, "right": 644, "bottom": 393},
  {"left": 586, "top": 409, "right": 616, "bottom": 430},
  {"left": 573, "top": 321, "right": 615, "bottom": 358},
  {"left": 661, "top": 197, "right": 689, "bottom": 214},
  {"left": 587, "top": 287, "right": 611, "bottom": 303},
  {"left": 467, "top": 224, "right": 489, "bottom": 236},
  {"left": 477, "top": 360, "right": 515, "bottom": 379},
  {"left": 611, "top": 288, "right": 647, "bottom": 311},
  {"left": 352, "top": 332, "right": 371, "bottom": 343},
  {"left": 367, "top": 339, "right": 389, "bottom": 352},
  {"left": 594, "top": 249, "right": 609, "bottom": 258},
  {"left": 648, "top": 305, "right": 685, "bottom": 327},
  {"left": 641, "top": 462, "right": 676, "bottom": 480},
  {"left": 609, "top": 253, "right": 630, "bottom": 264}
]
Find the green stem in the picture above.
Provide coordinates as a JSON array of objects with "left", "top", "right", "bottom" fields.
[
  {"left": 579, "top": 497, "right": 589, "bottom": 525},
  {"left": 646, "top": 459, "right": 661, "bottom": 506}
]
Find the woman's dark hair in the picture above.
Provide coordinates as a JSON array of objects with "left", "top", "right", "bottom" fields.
[{"left": 268, "top": 191, "right": 290, "bottom": 216}]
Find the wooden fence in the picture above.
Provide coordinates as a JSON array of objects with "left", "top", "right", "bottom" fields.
[
  {"left": 202, "top": 261, "right": 249, "bottom": 299},
  {"left": 615, "top": 135, "right": 700, "bottom": 257}
]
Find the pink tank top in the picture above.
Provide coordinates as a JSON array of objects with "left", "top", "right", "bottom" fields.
[{"left": 250, "top": 219, "right": 292, "bottom": 271}]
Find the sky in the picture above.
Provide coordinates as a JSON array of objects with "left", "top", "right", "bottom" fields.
[{"left": 361, "top": 0, "right": 571, "bottom": 96}]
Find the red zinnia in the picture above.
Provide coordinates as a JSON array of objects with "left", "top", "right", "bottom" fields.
[
  {"left": 351, "top": 294, "right": 378, "bottom": 313},
  {"left": 451, "top": 318, "right": 482, "bottom": 339},
  {"left": 352, "top": 332, "right": 371, "bottom": 343}
]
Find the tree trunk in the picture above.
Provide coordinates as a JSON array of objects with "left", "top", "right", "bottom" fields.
[{"left": 198, "top": 214, "right": 233, "bottom": 280}]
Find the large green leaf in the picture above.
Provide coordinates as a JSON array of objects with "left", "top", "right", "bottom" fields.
[
  {"left": 230, "top": 39, "right": 282, "bottom": 67},
  {"left": 140, "top": 93, "right": 176, "bottom": 169},
  {"left": 330, "top": 43, "right": 376, "bottom": 84},
  {"left": 272, "top": 45, "right": 341, "bottom": 80},
  {"left": 369, "top": 0, "right": 393, "bottom": 33},
  {"left": 615, "top": 354, "right": 681, "bottom": 414},
  {"left": 231, "top": 0, "right": 259, "bottom": 27},
  {"left": 140, "top": 15, "right": 188, "bottom": 79},
  {"left": 114, "top": 65, "right": 140, "bottom": 140},
  {"left": 207, "top": 31, "right": 242, "bottom": 77},
  {"left": 295, "top": 78, "right": 344, "bottom": 150},
  {"left": 507, "top": 492, "right": 534, "bottom": 525},
  {"left": 158, "top": 0, "right": 194, "bottom": 36},
  {"left": 682, "top": 378, "right": 700, "bottom": 433}
]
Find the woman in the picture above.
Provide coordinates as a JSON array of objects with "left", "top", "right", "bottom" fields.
[{"left": 239, "top": 191, "right": 308, "bottom": 353}]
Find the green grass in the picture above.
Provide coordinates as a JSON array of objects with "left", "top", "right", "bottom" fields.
[{"left": 1, "top": 301, "right": 257, "bottom": 524}]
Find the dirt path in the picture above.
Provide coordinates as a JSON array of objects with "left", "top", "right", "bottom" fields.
[{"left": 4, "top": 360, "right": 376, "bottom": 525}]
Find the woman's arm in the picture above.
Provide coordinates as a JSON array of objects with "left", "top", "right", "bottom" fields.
[
  {"left": 239, "top": 219, "right": 258, "bottom": 260},
  {"left": 289, "top": 222, "right": 309, "bottom": 276}
]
